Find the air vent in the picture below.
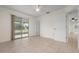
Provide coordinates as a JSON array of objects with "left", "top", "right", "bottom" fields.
[{"left": 46, "top": 11, "right": 50, "bottom": 14}]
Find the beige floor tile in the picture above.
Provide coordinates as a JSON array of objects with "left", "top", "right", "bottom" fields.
[{"left": 0, "top": 36, "right": 79, "bottom": 53}]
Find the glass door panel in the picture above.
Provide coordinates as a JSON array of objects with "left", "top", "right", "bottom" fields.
[
  {"left": 22, "top": 19, "right": 29, "bottom": 38},
  {"left": 12, "top": 15, "right": 29, "bottom": 40},
  {"left": 14, "top": 17, "right": 22, "bottom": 39}
]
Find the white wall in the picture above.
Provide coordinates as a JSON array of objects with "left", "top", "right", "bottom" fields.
[
  {"left": 76, "top": 7, "right": 79, "bottom": 49},
  {"left": 39, "top": 9, "right": 67, "bottom": 42},
  {"left": 0, "top": 7, "right": 37, "bottom": 42},
  {"left": 37, "top": 6, "right": 79, "bottom": 43},
  {"left": 0, "top": 7, "right": 11, "bottom": 42},
  {"left": 35, "top": 17, "right": 40, "bottom": 36},
  {"left": 29, "top": 16, "right": 37, "bottom": 36}
]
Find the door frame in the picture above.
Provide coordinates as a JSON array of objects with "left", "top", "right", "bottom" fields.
[
  {"left": 66, "top": 9, "right": 78, "bottom": 43},
  {"left": 11, "top": 15, "right": 29, "bottom": 40}
]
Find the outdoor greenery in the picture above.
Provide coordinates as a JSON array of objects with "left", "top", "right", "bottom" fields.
[{"left": 14, "top": 22, "right": 28, "bottom": 32}]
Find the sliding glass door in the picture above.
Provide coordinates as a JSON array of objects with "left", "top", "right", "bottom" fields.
[
  {"left": 12, "top": 15, "right": 29, "bottom": 40},
  {"left": 21, "top": 19, "right": 29, "bottom": 39}
]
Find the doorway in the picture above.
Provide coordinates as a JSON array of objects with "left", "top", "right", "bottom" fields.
[
  {"left": 11, "top": 15, "right": 29, "bottom": 40},
  {"left": 66, "top": 9, "right": 78, "bottom": 49}
]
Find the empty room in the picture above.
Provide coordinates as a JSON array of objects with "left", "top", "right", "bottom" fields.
[{"left": 0, "top": 5, "right": 79, "bottom": 53}]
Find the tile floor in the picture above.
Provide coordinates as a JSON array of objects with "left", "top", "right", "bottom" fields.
[{"left": 0, "top": 36, "right": 79, "bottom": 53}]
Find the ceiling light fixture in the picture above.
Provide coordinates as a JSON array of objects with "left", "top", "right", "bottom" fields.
[{"left": 35, "top": 5, "right": 40, "bottom": 12}]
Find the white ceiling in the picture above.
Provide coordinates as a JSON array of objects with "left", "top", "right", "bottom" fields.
[{"left": 1, "top": 5, "right": 66, "bottom": 16}]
